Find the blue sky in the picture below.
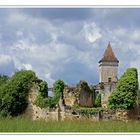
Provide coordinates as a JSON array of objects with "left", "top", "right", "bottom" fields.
[{"left": 0, "top": 8, "right": 140, "bottom": 86}]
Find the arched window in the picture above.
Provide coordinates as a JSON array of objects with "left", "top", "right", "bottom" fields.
[{"left": 108, "top": 77, "right": 111, "bottom": 82}]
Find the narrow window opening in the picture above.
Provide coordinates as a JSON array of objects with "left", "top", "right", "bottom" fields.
[{"left": 108, "top": 78, "right": 111, "bottom": 82}]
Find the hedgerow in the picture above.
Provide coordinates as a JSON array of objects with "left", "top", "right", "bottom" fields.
[{"left": 80, "top": 107, "right": 102, "bottom": 115}]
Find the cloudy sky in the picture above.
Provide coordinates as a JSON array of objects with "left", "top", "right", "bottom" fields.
[{"left": 0, "top": 8, "right": 140, "bottom": 86}]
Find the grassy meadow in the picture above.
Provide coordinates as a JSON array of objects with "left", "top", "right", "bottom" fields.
[{"left": 0, "top": 117, "right": 140, "bottom": 132}]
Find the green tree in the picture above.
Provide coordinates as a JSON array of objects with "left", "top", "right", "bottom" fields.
[
  {"left": 138, "top": 90, "right": 140, "bottom": 104},
  {"left": 34, "top": 79, "right": 65, "bottom": 108},
  {"left": 0, "top": 70, "right": 37, "bottom": 117},
  {"left": 0, "top": 75, "right": 9, "bottom": 86},
  {"left": 95, "top": 93, "right": 101, "bottom": 107},
  {"left": 38, "top": 80, "right": 48, "bottom": 98},
  {"left": 108, "top": 68, "right": 138, "bottom": 109},
  {"left": 53, "top": 80, "right": 65, "bottom": 104},
  {"left": 78, "top": 80, "right": 91, "bottom": 92}
]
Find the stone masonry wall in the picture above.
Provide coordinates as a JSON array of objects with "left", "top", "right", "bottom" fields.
[
  {"left": 25, "top": 87, "right": 138, "bottom": 122},
  {"left": 63, "top": 85, "right": 79, "bottom": 107},
  {"left": 63, "top": 107, "right": 99, "bottom": 121},
  {"left": 25, "top": 87, "right": 60, "bottom": 121},
  {"left": 100, "top": 82, "right": 116, "bottom": 108},
  {"left": 63, "top": 85, "right": 94, "bottom": 107},
  {"left": 99, "top": 62, "right": 118, "bottom": 83},
  {"left": 100, "top": 108, "right": 138, "bottom": 121},
  {"left": 79, "top": 87, "right": 94, "bottom": 107}
]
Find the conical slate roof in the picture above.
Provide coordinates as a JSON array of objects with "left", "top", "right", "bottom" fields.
[{"left": 99, "top": 42, "right": 119, "bottom": 63}]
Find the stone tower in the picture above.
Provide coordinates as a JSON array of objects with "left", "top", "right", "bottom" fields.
[
  {"left": 98, "top": 42, "right": 119, "bottom": 108},
  {"left": 99, "top": 42, "right": 119, "bottom": 83}
]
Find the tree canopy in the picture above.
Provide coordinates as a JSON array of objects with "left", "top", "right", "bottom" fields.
[
  {"left": 0, "top": 70, "right": 37, "bottom": 117},
  {"left": 108, "top": 68, "right": 138, "bottom": 109}
]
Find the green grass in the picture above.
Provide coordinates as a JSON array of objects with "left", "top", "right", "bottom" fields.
[{"left": 0, "top": 116, "right": 140, "bottom": 132}]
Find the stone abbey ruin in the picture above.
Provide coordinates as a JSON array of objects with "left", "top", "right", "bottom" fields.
[{"left": 25, "top": 42, "right": 139, "bottom": 121}]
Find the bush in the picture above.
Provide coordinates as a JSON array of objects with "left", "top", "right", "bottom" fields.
[
  {"left": 38, "top": 80, "right": 48, "bottom": 98},
  {"left": 138, "top": 90, "right": 140, "bottom": 104},
  {"left": 99, "top": 82, "right": 104, "bottom": 90},
  {"left": 80, "top": 107, "right": 101, "bottom": 115},
  {"left": 0, "top": 70, "right": 37, "bottom": 117},
  {"left": 53, "top": 80, "right": 65, "bottom": 103},
  {"left": 95, "top": 93, "right": 101, "bottom": 107},
  {"left": 34, "top": 94, "right": 48, "bottom": 108},
  {"left": 34, "top": 79, "right": 65, "bottom": 108},
  {"left": 78, "top": 80, "right": 92, "bottom": 93},
  {"left": 108, "top": 68, "right": 138, "bottom": 109},
  {"left": 0, "top": 75, "right": 9, "bottom": 86}
]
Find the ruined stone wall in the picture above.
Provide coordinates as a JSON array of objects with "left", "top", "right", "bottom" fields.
[
  {"left": 63, "top": 85, "right": 79, "bottom": 107},
  {"left": 63, "top": 85, "right": 94, "bottom": 107},
  {"left": 63, "top": 107, "right": 99, "bottom": 121},
  {"left": 100, "top": 108, "right": 138, "bottom": 121},
  {"left": 100, "top": 82, "right": 116, "bottom": 108},
  {"left": 63, "top": 108, "right": 138, "bottom": 121},
  {"left": 25, "top": 87, "right": 60, "bottom": 121},
  {"left": 79, "top": 87, "right": 93, "bottom": 107},
  {"left": 25, "top": 87, "right": 138, "bottom": 122}
]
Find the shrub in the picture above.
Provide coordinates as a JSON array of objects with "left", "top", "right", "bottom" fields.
[
  {"left": 34, "top": 79, "right": 65, "bottom": 108},
  {"left": 0, "top": 70, "right": 37, "bottom": 117},
  {"left": 95, "top": 93, "right": 101, "bottom": 107},
  {"left": 0, "top": 75, "right": 9, "bottom": 86},
  {"left": 108, "top": 68, "right": 138, "bottom": 109},
  {"left": 38, "top": 80, "right": 48, "bottom": 98},
  {"left": 78, "top": 80, "right": 92, "bottom": 93},
  {"left": 34, "top": 94, "right": 48, "bottom": 108},
  {"left": 53, "top": 80, "right": 65, "bottom": 103},
  {"left": 80, "top": 107, "right": 101, "bottom": 115},
  {"left": 99, "top": 82, "right": 104, "bottom": 90},
  {"left": 138, "top": 90, "right": 140, "bottom": 104}
]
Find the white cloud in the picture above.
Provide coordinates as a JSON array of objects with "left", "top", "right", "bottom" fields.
[
  {"left": 113, "top": 27, "right": 140, "bottom": 43},
  {"left": 0, "top": 34, "right": 2, "bottom": 40},
  {"left": 45, "top": 73, "right": 55, "bottom": 86},
  {"left": 82, "top": 22, "right": 102, "bottom": 43},
  {"left": 130, "top": 60, "right": 140, "bottom": 86},
  {"left": 0, "top": 54, "right": 15, "bottom": 75},
  {"left": 77, "top": 50, "right": 96, "bottom": 69},
  {"left": 9, "top": 31, "right": 98, "bottom": 86},
  {"left": 22, "top": 64, "right": 32, "bottom": 70},
  {"left": 11, "top": 39, "right": 79, "bottom": 85},
  {"left": 16, "top": 30, "right": 23, "bottom": 37},
  {"left": 0, "top": 55, "right": 12, "bottom": 65},
  {"left": 0, "top": 9, "right": 140, "bottom": 87},
  {"left": 8, "top": 12, "right": 27, "bottom": 24}
]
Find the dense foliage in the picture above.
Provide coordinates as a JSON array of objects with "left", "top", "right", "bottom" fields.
[
  {"left": 99, "top": 82, "right": 104, "bottom": 90},
  {"left": 80, "top": 107, "right": 102, "bottom": 115},
  {"left": 0, "top": 70, "right": 37, "bottom": 117},
  {"left": 108, "top": 68, "right": 138, "bottom": 109},
  {"left": 78, "top": 80, "right": 92, "bottom": 93},
  {"left": 37, "top": 80, "right": 48, "bottom": 98},
  {"left": 95, "top": 93, "right": 101, "bottom": 107},
  {"left": 138, "top": 90, "right": 140, "bottom": 104},
  {"left": 34, "top": 80, "right": 65, "bottom": 108},
  {"left": 53, "top": 80, "right": 65, "bottom": 104},
  {"left": 0, "top": 75, "right": 9, "bottom": 86}
]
